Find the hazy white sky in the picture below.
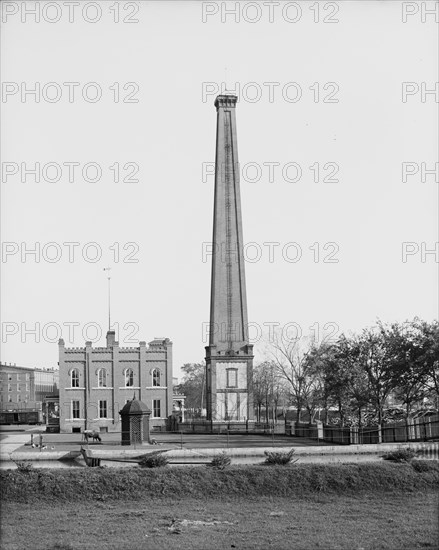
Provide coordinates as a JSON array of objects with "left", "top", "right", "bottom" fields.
[{"left": 1, "top": 0, "right": 438, "bottom": 378}]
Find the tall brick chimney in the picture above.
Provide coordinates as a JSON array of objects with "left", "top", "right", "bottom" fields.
[{"left": 204, "top": 94, "right": 254, "bottom": 423}]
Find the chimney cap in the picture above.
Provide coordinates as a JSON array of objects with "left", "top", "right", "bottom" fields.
[{"left": 214, "top": 94, "right": 238, "bottom": 110}]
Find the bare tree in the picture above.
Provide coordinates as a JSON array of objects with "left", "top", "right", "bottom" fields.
[
  {"left": 267, "top": 332, "right": 321, "bottom": 423},
  {"left": 253, "top": 361, "right": 288, "bottom": 423}
]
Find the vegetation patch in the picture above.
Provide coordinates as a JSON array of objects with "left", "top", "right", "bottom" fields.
[
  {"left": 1, "top": 462, "right": 438, "bottom": 503},
  {"left": 12, "top": 460, "right": 34, "bottom": 474},
  {"left": 209, "top": 452, "right": 231, "bottom": 470},
  {"left": 382, "top": 447, "right": 418, "bottom": 462},
  {"left": 411, "top": 459, "right": 438, "bottom": 473},
  {"left": 138, "top": 451, "right": 169, "bottom": 468},
  {"left": 264, "top": 448, "right": 298, "bottom": 465}
]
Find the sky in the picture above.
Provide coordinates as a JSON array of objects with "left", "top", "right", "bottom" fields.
[{"left": 1, "top": 0, "right": 438, "bottom": 379}]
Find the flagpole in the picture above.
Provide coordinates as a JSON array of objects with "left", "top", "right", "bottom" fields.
[{"left": 103, "top": 267, "right": 111, "bottom": 331}]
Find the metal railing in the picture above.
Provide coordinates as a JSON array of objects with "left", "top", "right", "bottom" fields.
[
  {"left": 175, "top": 420, "right": 287, "bottom": 435},
  {"left": 292, "top": 416, "right": 439, "bottom": 445}
]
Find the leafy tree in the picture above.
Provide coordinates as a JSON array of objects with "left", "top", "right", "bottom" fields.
[
  {"left": 383, "top": 320, "right": 431, "bottom": 419},
  {"left": 355, "top": 325, "right": 396, "bottom": 426},
  {"left": 417, "top": 319, "right": 439, "bottom": 398},
  {"left": 347, "top": 361, "right": 371, "bottom": 427},
  {"left": 175, "top": 363, "right": 206, "bottom": 415},
  {"left": 306, "top": 337, "right": 369, "bottom": 427}
]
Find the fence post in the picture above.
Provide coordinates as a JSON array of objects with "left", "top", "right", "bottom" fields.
[
  {"left": 180, "top": 430, "right": 183, "bottom": 449},
  {"left": 227, "top": 429, "right": 229, "bottom": 448}
]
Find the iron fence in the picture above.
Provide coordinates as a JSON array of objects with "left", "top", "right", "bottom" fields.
[
  {"left": 175, "top": 420, "right": 287, "bottom": 435},
  {"left": 292, "top": 415, "right": 439, "bottom": 445}
]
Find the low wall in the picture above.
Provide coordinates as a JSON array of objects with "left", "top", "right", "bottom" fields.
[{"left": 3, "top": 441, "right": 439, "bottom": 463}]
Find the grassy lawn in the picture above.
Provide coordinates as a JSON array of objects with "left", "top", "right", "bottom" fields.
[
  {"left": 1, "top": 493, "right": 438, "bottom": 550},
  {"left": 1, "top": 463, "right": 438, "bottom": 549}
]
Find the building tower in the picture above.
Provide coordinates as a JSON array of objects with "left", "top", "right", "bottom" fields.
[{"left": 205, "top": 94, "right": 254, "bottom": 423}]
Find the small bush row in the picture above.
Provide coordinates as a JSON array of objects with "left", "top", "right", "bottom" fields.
[{"left": 140, "top": 449, "right": 299, "bottom": 469}]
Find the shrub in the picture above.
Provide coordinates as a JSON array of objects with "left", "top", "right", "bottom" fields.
[
  {"left": 14, "top": 461, "right": 34, "bottom": 474},
  {"left": 264, "top": 448, "right": 299, "bottom": 466},
  {"left": 209, "top": 452, "right": 231, "bottom": 470},
  {"left": 411, "top": 459, "right": 438, "bottom": 473},
  {"left": 139, "top": 451, "right": 169, "bottom": 468},
  {"left": 382, "top": 447, "right": 417, "bottom": 463}
]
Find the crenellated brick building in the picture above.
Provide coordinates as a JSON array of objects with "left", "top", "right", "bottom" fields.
[{"left": 58, "top": 330, "right": 173, "bottom": 433}]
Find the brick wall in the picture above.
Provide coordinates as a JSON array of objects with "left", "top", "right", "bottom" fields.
[{"left": 59, "top": 334, "right": 173, "bottom": 433}]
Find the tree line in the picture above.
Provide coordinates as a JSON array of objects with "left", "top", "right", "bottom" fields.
[
  {"left": 176, "top": 319, "right": 438, "bottom": 427},
  {"left": 262, "top": 318, "right": 438, "bottom": 427}
]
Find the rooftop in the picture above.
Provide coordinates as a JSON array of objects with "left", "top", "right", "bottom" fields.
[{"left": 119, "top": 396, "right": 151, "bottom": 416}]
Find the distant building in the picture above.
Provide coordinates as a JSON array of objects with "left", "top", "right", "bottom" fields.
[
  {"left": 35, "top": 368, "right": 59, "bottom": 402},
  {"left": 0, "top": 363, "right": 36, "bottom": 409},
  {"left": 58, "top": 331, "right": 173, "bottom": 433},
  {"left": 0, "top": 362, "right": 59, "bottom": 425}
]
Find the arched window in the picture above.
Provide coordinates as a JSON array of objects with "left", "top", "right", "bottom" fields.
[
  {"left": 152, "top": 369, "right": 161, "bottom": 387},
  {"left": 98, "top": 368, "right": 107, "bottom": 388},
  {"left": 71, "top": 369, "right": 79, "bottom": 388},
  {"left": 125, "top": 368, "right": 133, "bottom": 387}
]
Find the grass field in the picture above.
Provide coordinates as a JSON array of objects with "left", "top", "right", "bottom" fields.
[
  {"left": 1, "top": 494, "right": 438, "bottom": 550},
  {"left": 1, "top": 462, "right": 438, "bottom": 549}
]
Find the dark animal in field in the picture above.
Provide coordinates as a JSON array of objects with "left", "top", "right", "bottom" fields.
[{"left": 82, "top": 430, "right": 102, "bottom": 443}]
